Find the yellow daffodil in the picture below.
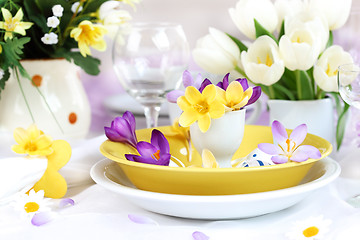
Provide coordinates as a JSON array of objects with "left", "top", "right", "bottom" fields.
[
  {"left": 11, "top": 124, "right": 53, "bottom": 156},
  {"left": 216, "top": 81, "right": 253, "bottom": 112},
  {"left": 70, "top": 20, "right": 107, "bottom": 57},
  {"left": 178, "top": 85, "right": 225, "bottom": 133},
  {"left": 0, "top": 8, "right": 33, "bottom": 40}
]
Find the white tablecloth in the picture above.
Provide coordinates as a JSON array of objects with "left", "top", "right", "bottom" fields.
[{"left": 1, "top": 131, "right": 360, "bottom": 240}]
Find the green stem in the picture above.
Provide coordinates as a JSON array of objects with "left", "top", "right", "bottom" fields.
[
  {"left": 235, "top": 65, "right": 249, "bottom": 79},
  {"left": 295, "top": 70, "right": 302, "bottom": 100},
  {"left": 15, "top": 67, "right": 35, "bottom": 122},
  {"left": 316, "top": 88, "right": 324, "bottom": 99},
  {"left": 268, "top": 85, "right": 276, "bottom": 99}
]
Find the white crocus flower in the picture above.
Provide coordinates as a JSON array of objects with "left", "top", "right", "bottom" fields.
[
  {"left": 279, "top": 25, "right": 323, "bottom": 71},
  {"left": 313, "top": 45, "right": 354, "bottom": 92},
  {"left": 41, "top": 32, "right": 58, "bottom": 45},
  {"left": 47, "top": 16, "right": 60, "bottom": 28},
  {"left": 241, "top": 35, "right": 284, "bottom": 86},
  {"left": 192, "top": 27, "right": 241, "bottom": 75},
  {"left": 52, "top": 5, "right": 64, "bottom": 17},
  {"left": 308, "top": 0, "right": 352, "bottom": 30},
  {"left": 229, "top": 0, "right": 278, "bottom": 40},
  {"left": 99, "top": 1, "right": 132, "bottom": 25}
]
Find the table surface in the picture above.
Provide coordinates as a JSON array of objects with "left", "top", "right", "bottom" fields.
[{"left": 1, "top": 106, "right": 360, "bottom": 240}]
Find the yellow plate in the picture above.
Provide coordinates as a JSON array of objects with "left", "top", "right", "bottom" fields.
[{"left": 99, "top": 125, "right": 332, "bottom": 195}]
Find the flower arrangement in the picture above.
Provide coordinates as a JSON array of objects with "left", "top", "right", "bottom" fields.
[
  {"left": 0, "top": 0, "right": 137, "bottom": 97},
  {"left": 192, "top": 0, "right": 353, "bottom": 149}
]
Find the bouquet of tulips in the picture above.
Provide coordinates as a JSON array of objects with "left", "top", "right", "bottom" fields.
[{"left": 192, "top": 0, "right": 353, "bottom": 149}]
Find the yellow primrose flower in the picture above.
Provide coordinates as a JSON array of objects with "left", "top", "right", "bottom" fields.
[
  {"left": 216, "top": 81, "right": 253, "bottom": 112},
  {"left": 70, "top": 20, "right": 107, "bottom": 57},
  {"left": 0, "top": 8, "right": 33, "bottom": 40},
  {"left": 11, "top": 124, "right": 53, "bottom": 156},
  {"left": 178, "top": 85, "right": 225, "bottom": 133}
]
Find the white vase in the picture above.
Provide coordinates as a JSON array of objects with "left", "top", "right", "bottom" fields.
[
  {"left": 190, "top": 109, "right": 246, "bottom": 168},
  {"left": 0, "top": 59, "right": 91, "bottom": 139},
  {"left": 267, "top": 98, "right": 335, "bottom": 145}
]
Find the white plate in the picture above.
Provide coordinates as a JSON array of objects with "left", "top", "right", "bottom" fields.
[
  {"left": 103, "top": 94, "right": 169, "bottom": 116},
  {"left": 90, "top": 158, "right": 340, "bottom": 220}
]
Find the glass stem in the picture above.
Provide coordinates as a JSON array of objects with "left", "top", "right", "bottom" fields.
[{"left": 143, "top": 104, "right": 161, "bottom": 128}]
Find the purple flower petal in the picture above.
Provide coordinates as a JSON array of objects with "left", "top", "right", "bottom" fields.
[
  {"left": 130, "top": 155, "right": 158, "bottom": 165},
  {"left": 128, "top": 214, "right": 158, "bottom": 225},
  {"left": 157, "top": 153, "right": 171, "bottom": 166},
  {"left": 216, "top": 73, "right": 230, "bottom": 90},
  {"left": 166, "top": 90, "right": 185, "bottom": 103},
  {"left": 151, "top": 129, "right": 170, "bottom": 154},
  {"left": 290, "top": 145, "right": 321, "bottom": 162},
  {"left": 104, "top": 127, "right": 127, "bottom": 142},
  {"left": 271, "top": 155, "right": 288, "bottom": 164},
  {"left": 105, "top": 112, "right": 138, "bottom": 148},
  {"left": 182, "top": 70, "right": 193, "bottom": 88},
  {"left": 289, "top": 124, "right": 307, "bottom": 146},
  {"left": 246, "top": 86, "right": 262, "bottom": 106},
  {"left": 198, "top": 79, "right": 212, "bottom": 93},
  {"left": 136, "top": 141, "right": 158, "bottom": 157},
  {"left": 123, "top": 111, "right": 136, "bottom": 134},
  {"left": 236, "top": 78, "right": 249, "bottom": 91},
  {"left": 258, "top": 143, "right": 282, "bottom": 155},
  {"left": 31, "top": 212, "right": 55, "bottom": 226},
  {"left": 193, "top": 73, "right": 203, "bottom": 89},
  {"left": 271, "top": 120, "right": 288, "bottom": 143},
  {"left": 125, "top": 153, "right": 137, "bottom": 162},
  {"left": 59, "top": 198, "right": 75, "bottom": 208},
  {"left": 192, "top": 231, "right": 210, "bottom": 240}
]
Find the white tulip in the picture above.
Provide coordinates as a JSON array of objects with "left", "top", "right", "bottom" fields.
[
  {"left": 313, "top": 45, "right": 354, "bottom": 92},
  {"left": 308, "top": 0, "right": 352, "bottom": 30},
  {"left": 192, "top": 28, "right": 241, "bottom": 75},
  {"left": 279, "top": 18, "right": 324, "bottom": 71},
  {"left": 99, "top": 1, "right": 132, "bottom": 25},
  {"left": 229, "top": 0, "right": 278, "bottom": 40},
  {"left": 285, "top": 10, "right": 329, "bottom": 51},
  {"left": 274, "top": 0, "right": 305, "bottom": 31},
  {"left": 241, "top": 35, "right": 284, "bottom": 86}
]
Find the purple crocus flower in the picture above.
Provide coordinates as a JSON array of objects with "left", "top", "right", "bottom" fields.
[
  {"left": 166, "top": 70, "right": 212, "bottom": 103},
  {"left": 104, "top": 111, "right": 137, "bottom": 148},
  {"left": 125, "top": 129, "right": 171, "bottom": 166},
  {"left": 217, "top": 73, "right": 261, "bottom": 108},
  {"left": 258, "top": 121, "right": 321, "bottom": 164}
]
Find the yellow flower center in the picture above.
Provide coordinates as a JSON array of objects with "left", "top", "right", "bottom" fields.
[
  {"left": 326, "top": 63, "right": 338, "bottom": 77},
  {"left": 5, "top": 18, "right": 18, "bottom": 31},
  {"left": 257, "top": 53, "right": 273, "bottom": 67},
  {"left": 193, "top": 102, "right": 209, "bottom": 114},
  {"left": 303, "top": 226, "right": 319, "bottom": 237},
  {"left": 152, "top": 150, "right": 161, "bottom": 160},
  {"left": 24, "top": 202, "right": 40, "bottom": 213},
  {"left": 24, "top": 142, "right": 38, "bottom": 152}
]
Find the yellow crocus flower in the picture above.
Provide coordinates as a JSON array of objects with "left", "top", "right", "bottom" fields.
[
  {"left": 178, "top": 85, "right": 225, "bottom": 133},
  {"left": 216, "top": 81, "right": 253, "bottom": 112},
  {"left": 70, "top": 20, "right": 107, "bottom": 57},
  {"left": 0, "top": 8, "right": 33, "bottom": 40}
]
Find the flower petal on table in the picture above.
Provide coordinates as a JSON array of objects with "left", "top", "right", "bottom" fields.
[
  {"left": 289, "top": 124, "right": 307, "bottom": 146},
  {"left": 258, "top": 143, "right": 282, "bottom": 155},
  {"left": 271, "top": 155, "right": 288, "bottom": 164},
  {"left": 31, "top": 212, "right": 56, "bottom": 226},
  {"left": 192, "top": 231, "right": 210, "bottom": 240},
  {"left": 128, "top": 214, "right": 158, "bottom": 225},
  {"left": 290, "top": 145, "right": 321, "bottom": 162},
  {"left": 271, "top": 120, "right": 288, "bottom": 142}
]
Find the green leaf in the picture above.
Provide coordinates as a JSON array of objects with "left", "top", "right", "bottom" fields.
[
  {"left": 277, "top": 20, "right": 285, "bottom": 42},
  {"left": 272, "top": 84, "right": 296, "bottom": 100},
  {"left": 326, "top": 31, "right": 333, "bottom": 49},
  {"left": 254, "top": 19, "right": 278, "bottom": 43},
  {"left": 1, "top": 37, "right": 31, "bottom": 68},
  {"left": 226, "top": 33, "right": 248, "bottom": 52},
  {"left": 295, "top": 70, "right": 314, "bottom": 100},
  {"left": 336, "top": 102, "right": 350, "bottom": 150},
  {"left": 56, "top": 51, "right": 101, "bottom": 75}
]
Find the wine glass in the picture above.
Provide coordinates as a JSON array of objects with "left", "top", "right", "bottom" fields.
[
  {"left": 112, "top": 22, "right": 190, "bottom": 128},
  {"left": 338, "top": 63, "right": 360, "bottom": 108}
]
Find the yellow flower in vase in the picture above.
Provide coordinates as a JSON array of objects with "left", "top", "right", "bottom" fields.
[
  {"left": 11, "top": 124, "right": 71, "bottom": 199},
  {"left": 70, "top": 20, "right": 108, "bottom": 57},
  {"left": 0, "top": 8, "right": 33, "bottom": 40},
  {"left": 216, "top": 81, "right": 253, "bottom": 112},
  {"left": 178, "top": 84, "right": 225, "bottom": 133}
]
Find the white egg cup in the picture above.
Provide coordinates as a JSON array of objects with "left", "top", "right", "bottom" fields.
[{"left": 190, "top": 109, "right": 246, "bottom": 168}]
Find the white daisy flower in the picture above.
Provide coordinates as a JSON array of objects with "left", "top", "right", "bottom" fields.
[
  {"left": 285, "top": 215, "right": 332, "bottom": 240},
  {"left": 12, "top": 189, "right": 52, "bottom": 219},
  {"left": 41, "top": 32, "right": 58, "bottom": 45},
  {"left": 52, "top": 5, "right": 64, "bottom": 17},
  {"left": 47, "top": 16, "right": 60, "bottom": 28},
  {"left": 71, "top": 2, "right": 83, "bottom": 13}
]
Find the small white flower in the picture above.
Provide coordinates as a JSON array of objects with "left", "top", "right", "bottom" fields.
[
  {"left": 12, "top": 189, "right": 52, "bottom": 219},
  {"left": 99, "top": 1, "right": 132, "bottom": 25},
  {"left": 0, "top": 68, "right": 4, "bottom": 79},
  {"left": 47, "top": 16, "right": 60, "bottom": 28},
  {"left": 41, "top": 32, "right": 58, "bottom": 45},
  {"left": 71, "top": 2, "right": 83, "bottom": 13},
  {"left": 285, "top": 215, "right": 332, "bottom": 240},
  {"left": 52, "top": 5, "right": 64, "bottom": 17}
]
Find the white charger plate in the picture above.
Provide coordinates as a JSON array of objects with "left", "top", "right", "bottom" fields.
[
  {"left": 103, "top": 94, "right": 169, "bottom": 116},
  {"left": 90, "top": 157, "right": 340, "bottom": 220}
]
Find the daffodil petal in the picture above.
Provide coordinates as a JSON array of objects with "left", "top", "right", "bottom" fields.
[
  {"left": 13, "top": 127, "right": 29, "bottom": 145},
  {"left": 177, "top": 96, "right": 192, "bottom": 111},
  {"left": 198, "top": 114, "right": 211, "bottom": 133},
  {"left": 202, "top": 84, "right": 216, "bottom": 103},
  {"left": 11, "top": 145, "right": 26, "bottom": 154},
  {"left": 34, "top": 135, "right": 53, "bottom": 150},
  {"left": 1, "top": 8, "right": 11, "bottom": 20},
  {"left": 226, "top": 81, "right": 244, "bottom": 104},
  {"left": 185, "top": 86, "right": 203, "bottom": 104},
  {"left": 27, "top": 124, "right": 40, "bottom": 140},
  {"left": 208, "top": 101, "right": 225, "bottom": 119},
  {"left": 215, "top": 87, "right": 227, "bottom": 105},
  {"left": 179, "top": 109, "right": 198, "bottom": 127}
]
